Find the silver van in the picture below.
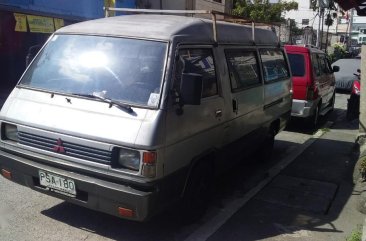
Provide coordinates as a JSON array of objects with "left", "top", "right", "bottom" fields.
[{"left": 0, "top": 10, "right": 292, "bottom": 222}]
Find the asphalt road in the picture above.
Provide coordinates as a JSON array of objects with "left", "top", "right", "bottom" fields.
[{"left": 0, "top": 93, "right": 352, "bottom": 241}]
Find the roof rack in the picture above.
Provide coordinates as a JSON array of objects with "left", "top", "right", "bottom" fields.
[
  {"left": 304, "top": 44, "right": 319, "bottom": 49},
  {"left": 103, "top": 7, "right": 281, "bottom": 44}
]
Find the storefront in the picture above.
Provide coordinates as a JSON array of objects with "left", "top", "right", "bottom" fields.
[
  {"left": 0, "top": 10, "right": 80, "bottom": 90},
  {"left": 0, "top": 0, "right": 135, "bottom": 93}
]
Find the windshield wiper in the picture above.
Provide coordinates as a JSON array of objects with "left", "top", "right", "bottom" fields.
[{"left": 72, "top": 93, "right": 133, "bottom": 113}]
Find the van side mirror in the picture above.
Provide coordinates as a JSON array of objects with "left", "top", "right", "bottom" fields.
[
  {"left": 332, "top": 65, "right": 340, "bottom": 73},
  {"left": 180, "top": 73, "right": 203, "bottom": 106}
]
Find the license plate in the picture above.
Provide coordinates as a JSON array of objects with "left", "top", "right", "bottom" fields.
[{"left": 39, "top": 170, "right": 76, "bottom": 197}]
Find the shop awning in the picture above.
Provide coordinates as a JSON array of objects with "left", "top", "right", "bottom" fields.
[{"left": 335, "top": 0, "right": 366, "bottom": 15}]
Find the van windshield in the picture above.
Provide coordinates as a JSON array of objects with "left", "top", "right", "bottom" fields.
[{"left": 20, "top": 35, "right": 167, "bottom": 108}]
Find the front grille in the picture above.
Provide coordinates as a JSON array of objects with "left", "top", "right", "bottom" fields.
[{"left": 18, "top": 132, "right": 112, "bottom": 165}]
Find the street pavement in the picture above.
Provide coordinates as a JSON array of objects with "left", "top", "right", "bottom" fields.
[
  {"left": 0, "top": 93, "right": 364, "bottom": 241},
  {"left": 207, "top": 110, "right": 364, "bottom": 241}
]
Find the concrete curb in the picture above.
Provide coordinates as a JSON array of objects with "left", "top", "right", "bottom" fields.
[{"left": 184, "top": 122, "right": 333, "bottom": 241}]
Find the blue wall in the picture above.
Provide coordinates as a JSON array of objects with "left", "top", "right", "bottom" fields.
[
  {"left": 0, "top": 0, "right": 136, "bottom": 19},
  {"left": 116, "top": 0, "right": 135, "bottom": 9}
]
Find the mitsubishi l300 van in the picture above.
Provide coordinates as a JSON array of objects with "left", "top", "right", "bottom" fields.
[{"left": 0, "top": 10, "right": 292, "bottom": 222}]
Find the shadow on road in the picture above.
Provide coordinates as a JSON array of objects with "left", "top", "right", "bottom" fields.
[
  {"left": 286, "top": 108, "right": 358, "bottom": 135},
  {"left": 208, "top": 136, "right": 361, "bottom": 241},
  {"left": 41, "top": 139, "right": 303, "bottom": 241}
]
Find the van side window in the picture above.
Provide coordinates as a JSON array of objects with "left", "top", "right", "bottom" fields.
[
  {"left": 319, "top": 55, "right": 331, "bottom": 74},
  {"left": 174, "top": 48, "right": 218, "bottom": 98},
  {"left": 318, "top": 55, "right": 327, "bottom": 74},
  {"left": 325, "top": 58, "right": 333, "bottom": 73},
  {"left": 311, "top": 54, "right": 321, "bottom": 76},
  {"left": 225, "top": 50, "right": 261, "bottom": 91},
  {"left": 260, "top": 49, "right": 289, "bottom": 83}
]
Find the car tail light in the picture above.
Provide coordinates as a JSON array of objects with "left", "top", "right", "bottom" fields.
[
  {"left": 353, "top": 81, "right": 361, "bottom": 95},
  {"left": 306, "top": 85, "right": 318, "bottom": 100}
]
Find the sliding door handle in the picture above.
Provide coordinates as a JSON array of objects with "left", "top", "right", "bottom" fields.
[
  {"left": 232, "top": 99, "right": 238, "bottom": 114},
  {"left": 215, "top": 109, "right": 222, "bottom": 117}
]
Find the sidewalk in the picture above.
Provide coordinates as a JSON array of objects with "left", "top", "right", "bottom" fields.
[{"left": 208, "top": 120, "right": 364, "bottom": 240}]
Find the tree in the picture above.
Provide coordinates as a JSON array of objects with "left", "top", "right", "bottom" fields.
[
  {"left": 233, "top": 0, "right": 298, "bottom": 23},
  {"left": 289, "top": 19, "right": 303, "bottom": 36},
  {"left": 310, "top": 0, "right": 336, "bottom": 11}
]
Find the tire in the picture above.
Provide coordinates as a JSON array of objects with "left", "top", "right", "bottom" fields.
[
  {"left": 346, "top": 95, "right": 359, "bottom": 121},
  {"left": 309, "top": 104, "right": 320, "bottom": 129},
  {"left": 257, "top": 127, "right": 275, "bottom": 162},
  {"left": 329, "top": 93, "right": 335, "bottom": 112},
  {"left": 180, "top": 162, "right": 212, "bottom": 224},
  {"left": 346, "top": 97, "right": 354, "bottom": 121}
]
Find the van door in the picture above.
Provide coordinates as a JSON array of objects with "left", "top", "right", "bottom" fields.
[
  {"left": 259, "top": 48, "right": 292, "bottom": 124},
  {"left": 311, "top": 53, "right": 332, "bottom": 108},
  {"left": 318, "top": 54, "right": 335, "bottom": 105},
  {"left": 224, "top": 48, "right": 264, "bottom": 143},
  {"left": 164, "top": 47, "right": 225, "bottom": 175}
]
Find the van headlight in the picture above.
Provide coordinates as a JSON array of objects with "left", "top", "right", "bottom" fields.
[
  {"left": 3, "top": 123, "right": 18, "bottom": 142},
  {"left": 118, "top": 148, "right": 141, "bottom": 171}
]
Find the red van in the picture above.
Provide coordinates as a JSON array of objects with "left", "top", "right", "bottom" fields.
[{"left": 285, "top": 45, "right": 340, "bottom": 127}]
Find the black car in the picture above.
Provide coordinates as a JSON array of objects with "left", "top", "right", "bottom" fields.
[{"left": 332, "top": 58, "right": 361, "bottom": 92}]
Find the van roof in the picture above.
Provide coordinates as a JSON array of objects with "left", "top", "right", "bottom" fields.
[
  {"left": 284, "top": 44, "right": 324, "bottom": 54},
  {"left": 57, "top": 14, "right": 278, "bottom": 45}
]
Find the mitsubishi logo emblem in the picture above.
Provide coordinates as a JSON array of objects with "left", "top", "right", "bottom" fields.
[{"left": 53, "top": 138, "right": 66, "bottom": 153}]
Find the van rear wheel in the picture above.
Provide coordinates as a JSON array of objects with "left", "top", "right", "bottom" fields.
[{"left": 257, "top": 127, "right": 275, "bottom": 162}]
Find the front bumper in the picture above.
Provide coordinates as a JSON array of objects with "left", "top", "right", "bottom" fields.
[{"left": 0, "top": 149, "right": 158, "bottom": 221}]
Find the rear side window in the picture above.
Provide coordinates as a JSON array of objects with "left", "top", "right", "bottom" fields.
[
  {"left": 319, "top": 55, "right": 331, "bottom": 74},
  {"left": 260, "top": 49, "right": 289, "bottom": 83},
  {"left": 173, "top": 48, "right": 218, "bottom": 98},
  {"left": 225, "top": 50, "right": 261, "bottom": 91},
  {"left": 287, "top": 53, "right": 305, "bottom": 77},
  {"left": 311, "top": 53, "right": 321, "bottom": 76}
]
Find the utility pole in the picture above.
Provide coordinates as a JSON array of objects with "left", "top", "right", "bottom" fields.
[
  {"left": 320, "top": 8, "right": 325, "bottom": 49},
  {"left": 316, "top": 0, "right": 322, "bottom": 48},
  {"left": 348, "top": 9, "right": 354, "bottom": 47},
  {"left": 289, "top": 19, "right": 292, "bottom": 44}
]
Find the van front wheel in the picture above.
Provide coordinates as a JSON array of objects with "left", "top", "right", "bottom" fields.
[{"left": 181, "top": 162, "right": 212, "bottom": 224}]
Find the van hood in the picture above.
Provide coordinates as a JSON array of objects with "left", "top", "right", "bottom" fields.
[{"left": 1, "top": 88, "right": 158, "bottom": 147}]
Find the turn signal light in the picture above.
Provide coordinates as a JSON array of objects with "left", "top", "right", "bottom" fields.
[
  {"left": 118, "top": 207, "right": 134, "bottom": 218},
  {"left": 142, "top": 151, "right": 157, "bottom": 178},
  {"left": 1, "top": 169, "right": 12, "bottom": 179},
  {"left": 143, "top": 152, "right": 157, "bottom": 164}
]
